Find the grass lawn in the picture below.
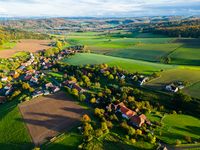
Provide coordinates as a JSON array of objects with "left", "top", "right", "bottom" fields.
[
  {"left": 63, "top": 53, "right": 175, "bottom": 74},
  {"left": 156, "top": 114, "right": 200, "bottom": 145},
  {"left": 0, "top": 101, "right": 33, "bottom": 150}
]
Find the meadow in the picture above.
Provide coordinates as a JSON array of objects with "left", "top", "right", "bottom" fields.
[
  {"left": 66, "top": 32, "right": 200, "bottom": 66},
  {"left": 156, "top": 114, "right": 200, "bottom": 145},
  {"left": 63, "top": 53, "right": 176, "bottom": 74},
  {"left": 145, "top": 68, "right": 200, "bottom": 98},
  {"left": 0, "top": 101, "right": 33, "bottom": 150}
]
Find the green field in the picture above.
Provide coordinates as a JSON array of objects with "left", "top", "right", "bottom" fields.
[
  {"left": 156, "top": 114, "right": 200, "bottom": 145},
  {"left": 145, "top": 68, "right": 200, "bottom": 98},
  {"left": 0, "top": 101, "right": 33, "bottom": 150},
  {"left": 66, "top": 32, "right": 200, "bottom": 66},
  {"left": 183, "top": 82, "right": 200, "bottom": 99},
  {"left": 43, "top": 130, "right": 82, "bottom": 150},
  {"left": 0, "top": 42, "right": 16, "bottom": 50},
  {"left": 63, "top": 53, "right": 176, "bottom": 74}
]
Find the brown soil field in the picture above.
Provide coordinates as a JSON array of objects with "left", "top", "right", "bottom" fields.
[
  {"left": 0, "top": 39, "right": 51, "bottom": 58},
  {"left": 19, "top": 92, "right": 88, "bottom": 146}
]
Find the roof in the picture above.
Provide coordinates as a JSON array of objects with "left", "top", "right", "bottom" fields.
[
  {"left": 130, "top": 114, "right": 147, "bottom": 127},
  {"left": 118, "top": 102, "right": 136, "bottom": 119}
]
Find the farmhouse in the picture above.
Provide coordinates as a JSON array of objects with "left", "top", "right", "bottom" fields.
[
  {"left": 138, "top": 76, "right": 149, "bottom": 86},
  {"left": 112, "top": 102, "right": 150, "bottom": 128},
  {"left": 165, "top": 84, "right": 178, "bottom": 93},
  {"left": 116, "top": 102, "right": 136, "bottom": 119},
  {"left": 1, "top": 77, "right": 8, "bottom": 82},
  {"left": 130, "top": 114, "right": 149, "bottom": 127}
]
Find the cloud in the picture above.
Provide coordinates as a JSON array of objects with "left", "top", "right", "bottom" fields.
[{"left": 0, "top": 0, "right": 199, "bottom": 17}]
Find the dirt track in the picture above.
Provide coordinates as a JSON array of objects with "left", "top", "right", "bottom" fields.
[
  {"left": 19, "top": 92, "right": 88, "bottom": 145},
  {"left": 0, "top": 39, "right": 51, "bottom": 58}
]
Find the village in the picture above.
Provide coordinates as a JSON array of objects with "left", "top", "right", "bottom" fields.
[{"left": 0, "top": 41, "right": 197, "bottom": 150}]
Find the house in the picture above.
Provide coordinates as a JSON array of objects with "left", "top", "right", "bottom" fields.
[
  {"left": 30, "top": 77, "right": 38, "bottom": 84},
  {"left": 45, "top": 82, "right": 54, "bottom": 89},
  {"left": 19, "top": 65, "right": 25, "bottom": 71},
  {"left": 24, "top": 75, "right": 32, "bottom": 81},
  {"left": 0, "top": 96, "right": 6, "bottom": 104},
  {"left": 1, "top": 77, "right": 8, "bottom": 82},
  {"left": 73, "top": 84, "right": 86, "bottom": 93},
  {"left": 43, "top": 90, "right": 50, "bottom": 95},
  {"left": 32, "top": 91, "right": 43, "bottom": 98},
  {"left": 116, "top": 102, "right": 136, "bottom": 119},
  {"left": 51, "top": 86, "right": 60, "bottom": 93},
  {"left": 138, "top": 76, "right": 149, "bottom": 86},
  {"left": 165, "top": 84, "right": 179, "bottom": 93},
  {"left": 4, "top": 84, "right": 12, "bottom": 90},
  {"left": 130, "top": 114, "right": 148, "bottom": 127},
  {"left": 120, "top": 74, "right": 126, "bottom": 80}
]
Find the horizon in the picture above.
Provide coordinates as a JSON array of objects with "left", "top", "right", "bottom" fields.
[{"left": 0, "top": 0, "right": 200, "bottom": 17}]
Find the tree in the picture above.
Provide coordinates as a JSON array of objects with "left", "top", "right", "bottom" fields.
[
  {"left": 56, "top": 40, "right": 63, "bottom": 50},
  {"left": 0, "top": 82, "right": 2, "bottom": 89},
  {"left": 94, "top": 108, "right": 105, "bottom": 118},
  {"left": 82, "top": 114, "right": 91, "bottom": 123},
  {"left": 90, "top": 98, "right": 96, "bottom": 104},
  {"left": 95, "top": 129, "right": 103, "bottom": 137},
  {"left": 101, "top": 122, "right": 108, "bottom": 132},
  {"left": 108, "top": 74, "right": 114, "bottom": 80},
  {"left": 136, "top": 129, "right": 142, "bottom": 135},
  {"left": 22, "top": 82, "right": 31, "bottom": 90},
  {"left": 173, "top": 92, "right": 192, "bottom": 109},
  {"left": 105, "top": 88, "right": 112, "bottom": 95},
  {"left": 71, "top": 88, "right": 79, "bottom": 97},
  {"left": 79, "top": 94, "right": 86, "bottom": 102},
  {"left": 128, "top": 127, "right": 135, "bottom": 136}
]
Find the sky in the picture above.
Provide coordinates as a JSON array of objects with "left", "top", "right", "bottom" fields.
[{"left": 0, "top": 0, "right": 200, "bottom": 17}]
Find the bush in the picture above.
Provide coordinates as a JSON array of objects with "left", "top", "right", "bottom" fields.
[
  {"left": 185, "top": 136, "right": 192, "bottom": 143},
  {"left": 130, "top": 138, "right": 136, "bottom": 144},
  {"left": 176, "top": 139, "right": 182, "bottom": 145},
  {"left": 95, "top": 129, "right": 103, "bottom": 137}
]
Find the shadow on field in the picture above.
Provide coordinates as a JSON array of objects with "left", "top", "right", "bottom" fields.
[
  {"left": 16, "top": 111, "right": 81, "bottom": 132},
  {"left": 42, "top": 143, "right": 78, "bottom": 150},
  {"left": 173, "top": 126, "right": 200, "bottom": 137},
  {"left": 0, "top": 142, "right": 34, "bottom": 150}
]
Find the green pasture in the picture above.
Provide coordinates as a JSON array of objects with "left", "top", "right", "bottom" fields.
[
  {"left": 145, "top": 68, "right": 200, "bottom": 98},
  {"left": 156, "top": 114, "right": 200, "bottom": 145},
  {"left": 63, "top": 53, "right": 175, "bottom": 74},
  {"left": 0, "top": 101, "right": 33, "bottom": 150},
  {"left": 66, "top": 32, "right": 200, "bottom": 66}
]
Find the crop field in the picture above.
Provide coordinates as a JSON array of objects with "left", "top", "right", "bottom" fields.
[
  {"left": 156, "top": 114, "right": 200, "bottom": 145},
  {"left": 66, "top": 32, "right": 200, "bottom": 66},
  {"left": 145, "top": 68, "right": 200, "bottom": 98},
  {"left": 0, "top": 101, "right": 33, "bottom": 150},
  {"left": 19, "top": 92, "right": 88, "bottom": 145},
  {"left": 63, "top": 53, "right": 176, "bottom": 74},
  {"left": 0, "top": 39, "right": 52, "bottom": 58}
]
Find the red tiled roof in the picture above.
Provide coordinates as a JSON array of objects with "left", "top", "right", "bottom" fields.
[
  {"left": 130, "top": 114, "right": 147, "bottom": 127},
  {"left": 118, "top": 102, "right": 136, "bottom": 119}
]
